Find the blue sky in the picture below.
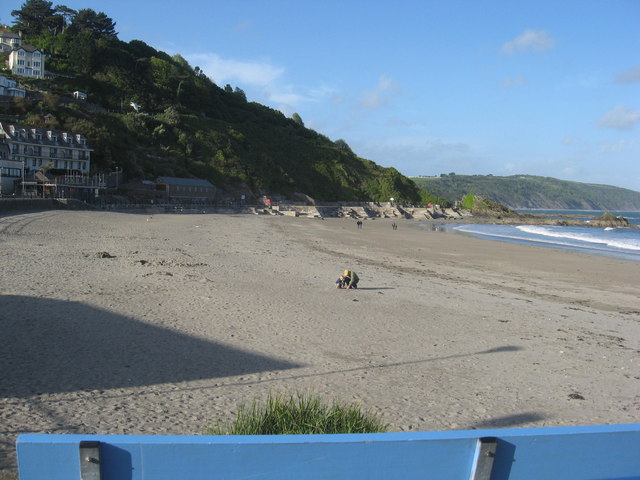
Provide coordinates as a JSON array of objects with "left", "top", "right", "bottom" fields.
[{"left": 3, "top": 1, "right": 639, "bottom": 191}]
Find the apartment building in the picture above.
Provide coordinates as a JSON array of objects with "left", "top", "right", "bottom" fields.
[
  {"left": 8, "top": 45, "right": 45, "bottom": 79},
  {"left": 0, "top": 75, "right": 26, "bottom": 97},
  {"left": 0, "top": 122, "right": 92, "bottom": 175},
  {"left": 0, "top": 27, "right": 21, "bottom": 52}
]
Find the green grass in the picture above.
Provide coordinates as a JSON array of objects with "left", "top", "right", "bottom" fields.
[{"left": 208, "top": 393, "right": 387, "bottom": 435}]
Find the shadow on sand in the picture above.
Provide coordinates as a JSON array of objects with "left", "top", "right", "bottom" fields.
[
  {"left": 470, "top": 412, "right": 547, "bottom": 429},
  {"left": 0, "top": 295, "right": 302, "bottom": 397}
]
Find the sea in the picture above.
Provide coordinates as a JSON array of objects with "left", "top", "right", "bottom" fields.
[{"left": 435, "top": 210, "right": 640, "bottom": 262}]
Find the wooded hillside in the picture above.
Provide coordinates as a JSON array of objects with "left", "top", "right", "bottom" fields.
[
  {"left": 412, "top": 174, "right": 640, "bottom": 210},
  {"left": 1, "top": 1, "right": 445, "bottom": 204}
]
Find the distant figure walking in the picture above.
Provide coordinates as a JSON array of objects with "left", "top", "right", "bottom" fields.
[
  {"left": 391, "top": 222, "right": 397, "bottom": 230},
  {"left": 356, "top": 220, "right": 363, "bottom": 229},
  {"left": 336, "top": 269, "right": 359, "bottom": 289}
]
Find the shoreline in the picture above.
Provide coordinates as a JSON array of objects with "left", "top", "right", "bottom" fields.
[
  {"left": 1, "top": 198, "right": 638, "bottom": 229},
  {"left": 414, "top": 221, "right": 640, "bottom": 262},
  {"left": 1, "top": 211, "right": 638, "bottom": 472}
]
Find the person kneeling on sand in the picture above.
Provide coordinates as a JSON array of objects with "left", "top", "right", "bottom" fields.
[{"left": 336, "top": 269, "right": 359, "bottom": 289}]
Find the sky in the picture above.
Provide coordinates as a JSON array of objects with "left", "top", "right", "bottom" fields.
[{"left": 2, "top": 1, "right": 639, "bottom": 191}]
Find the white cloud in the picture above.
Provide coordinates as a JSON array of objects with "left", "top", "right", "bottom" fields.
[
  {"left": 598, "top": 105, "right": 640, "bottom": 130},
  {"left": 355, "top": 75, "right": 402, "bottom": 111},
  {"left": 234, "top": 19, "right": 252, "bottom": 33},
  {"left": 599, "top": 139, "right": 637, "bottom": 154},
  {"left": 562, "top": 136, "right": 580, "bottom": 145},
  {"left": 185, "top": 53, "right": 283, "bottom": 88},
  {"left": 500, "top": 76, "right": 527, "bottom": 88},
  {"left": 351, "top": 135, "right": 480, "bottom": 175},
  {"left": 501, "top": 29, "right": 555, "bottom": 54},
  {"left": 184, "top": 53, "right": 339, "bottom": 115},
  {"left": 614, "top": 65, "right": 640, "bottom": 84}
]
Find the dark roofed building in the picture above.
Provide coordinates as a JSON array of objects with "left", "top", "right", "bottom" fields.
[
  {"left": 0, "top": 28, "right": 21, "bottom": 52},
  {"left": 155, "top": 177, "right": 217, "bottom": 203}
]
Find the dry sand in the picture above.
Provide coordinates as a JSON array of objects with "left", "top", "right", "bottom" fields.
[{"left": 1, "top": 210, "right": 639, "bottom": 471}]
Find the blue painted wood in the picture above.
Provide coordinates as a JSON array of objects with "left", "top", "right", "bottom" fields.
[{"left": 17, "top": 424, "right": 640, "bottom": 480}]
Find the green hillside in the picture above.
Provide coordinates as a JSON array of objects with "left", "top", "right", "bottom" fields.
[
  {"left": 412, "top": 174, "right": 640, "bottom": 210},
  {"left": 1, "top": 1, "right": 443, "bottom": 204}
]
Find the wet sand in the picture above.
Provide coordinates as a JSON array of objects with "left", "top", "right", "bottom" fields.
[{"left": 1, "top": 211, "right": 638, "bottom": 471}]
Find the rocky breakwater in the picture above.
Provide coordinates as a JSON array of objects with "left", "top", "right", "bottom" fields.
[{"left": 290, "top": 203, "right": 466, "bottom": 220}]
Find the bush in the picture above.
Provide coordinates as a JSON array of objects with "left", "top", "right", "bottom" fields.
[
  {"left": 208, "top": 393, "right": 387, "bottom": 435},
  {"left": 461, "top": 193, "right": 476, "bottom": 210}
]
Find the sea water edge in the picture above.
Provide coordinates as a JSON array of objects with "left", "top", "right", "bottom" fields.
[{"left": 416, "top": 209, "right": 640, "bottom": 262}]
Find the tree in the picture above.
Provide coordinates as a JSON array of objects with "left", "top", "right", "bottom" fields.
[
  {"left": 65, "top": 30, "right": 97, "bottom": 74},
  {"left": 194, "top": 66, "right": 206, "bottom": 79},
  {"left": 11, "top": 0, "right": 61, "bottom": 35},
  {"left": 334, "top": 139, "right": 354, "bottom": 155},
  {"left": 53, "top": 4, "right": 76, "bottom": 33},
  {"left": 291, "top": 112, "right": 304, "bottom": 126},
  {"left": 68, "top": 8, "right": 117, "bottom": 38},
  {"left": 233, "top": 87, "right": 246, "bottom": 102}
]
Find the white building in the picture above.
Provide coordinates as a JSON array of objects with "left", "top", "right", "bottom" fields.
[
  {"left": 0, "top": 27, "right": 21, "bottom": 52},
  {"left": 8, "top": 45, "right": 45, "bottom": 79},
  {"left": 0, "top": 75, "right": 26, "bottom": 97},
  {"left": 0, "top": 122, "right": 92, "bottom": 194}
]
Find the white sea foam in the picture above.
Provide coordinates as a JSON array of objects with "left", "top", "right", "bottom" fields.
[
  {"left": 516, "top": 225, "right": 640, "bottom": 251},
  {"left": 450, "top": 223, "right": 640, "bottom": 259}
]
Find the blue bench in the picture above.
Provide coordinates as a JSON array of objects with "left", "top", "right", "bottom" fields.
[{"left": 17, "top": 423, "right": 640, "bottom": 479}]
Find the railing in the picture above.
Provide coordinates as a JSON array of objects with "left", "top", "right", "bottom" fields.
[{"left": 16, "top": 424, "right": 640, "bottom": 480}]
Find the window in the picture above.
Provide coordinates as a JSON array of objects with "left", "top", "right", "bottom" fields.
[{"left": 4, "top": 167, "right": 21, "bottom": 177}]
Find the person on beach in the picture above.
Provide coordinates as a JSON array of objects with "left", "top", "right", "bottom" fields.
[{"left": 336, "top": 269, "right": 359, "bottom": 289}]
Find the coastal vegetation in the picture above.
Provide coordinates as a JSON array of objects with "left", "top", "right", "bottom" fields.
[
  {"left": 208, "top": 393, "right": 387, "bottom": 435},
  {"left": 460, "top": 193, "right": 516, "bottom": 216},
  {"left": 1, "top": 1, "right": 443, "bottom": 204},
  {"left": 413, "top": 174, "right": 640, "bottom": 210}
]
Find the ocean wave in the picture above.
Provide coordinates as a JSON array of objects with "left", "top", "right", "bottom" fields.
[
  {"left": 451, "top": 224, "right": 640, "bottom": 257},
  {"left": 516, "top": 225, "right": 640, "bottom": 251}
]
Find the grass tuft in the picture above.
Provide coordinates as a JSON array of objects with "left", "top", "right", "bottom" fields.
[{"left": 208, "top": 393, "right": 387, "bottom": 435}]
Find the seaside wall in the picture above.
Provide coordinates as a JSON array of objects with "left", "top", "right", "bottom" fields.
[
  {"left": 16, "top": 424, "right": 640, "bottom": 479},
  {"left": 0, "top": 198, "right": 92, "bottom": 213}
]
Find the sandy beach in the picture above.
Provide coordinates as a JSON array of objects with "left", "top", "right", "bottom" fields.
[{"left": 1, "top": 210, "right": 638, "bottom": 471}]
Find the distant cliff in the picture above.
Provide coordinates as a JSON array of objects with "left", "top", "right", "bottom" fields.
[{"left": 412, "top": 175, "right": 640, "bottom": 210}]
